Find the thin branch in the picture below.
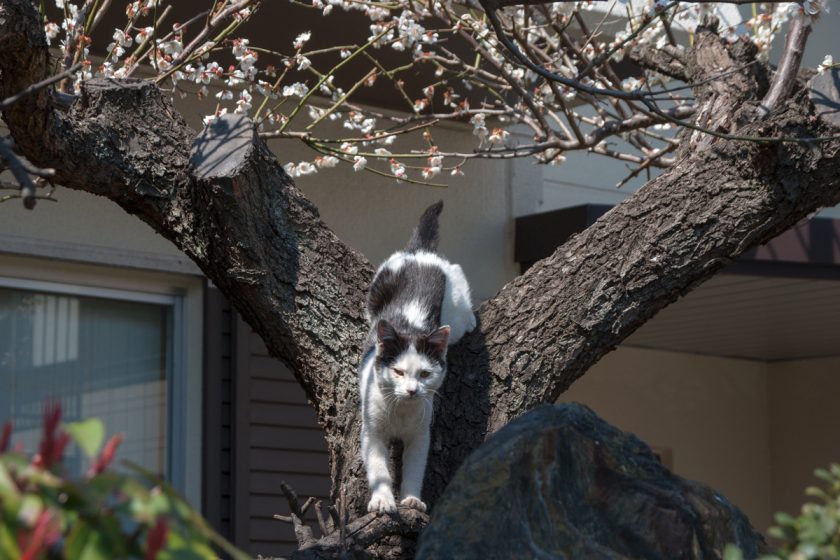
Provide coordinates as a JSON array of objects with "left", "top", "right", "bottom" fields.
[
  {"left": 758, "top": 16, "right": 811, "bottom": 117},
  {"left": 278, "top": 481, "right": 317, "bottom": 548},
  {"left": 0, "top": 63, "right": 82, "bottom": 111},
  {"left": 0, "top": 138, "right": 39, "bottom": 209},
  {"left": 154, "top": 0, "right": 255, "bottom": 84},
  {"left": 616, "top": 142, "right": 680, "bottom": 188},
  {"left": 477, "top": 0, "right": 677, "bottom": 101},
  {"left": 314, "top": 500, "right": 331, "bottom": 535},
  {"left": 124, "top": 9, "right": 209, "bottom": 78}
]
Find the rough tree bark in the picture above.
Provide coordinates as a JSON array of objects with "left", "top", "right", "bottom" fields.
[{"left": 2, "top": 0, "right": 840, "bottom": 555}]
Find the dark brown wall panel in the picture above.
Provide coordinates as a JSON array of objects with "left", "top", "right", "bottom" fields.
[
  {"left": 230, "top": 314, "right": 332, "bottom": 556},
  {"left": 202, "top": 285, "right": 234, "bottom": 542}
]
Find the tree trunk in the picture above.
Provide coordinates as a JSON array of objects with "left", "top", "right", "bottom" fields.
[{"left": 2, "top": 0, "right": 840, "bottom": 554}]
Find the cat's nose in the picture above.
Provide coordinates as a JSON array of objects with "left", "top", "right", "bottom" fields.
[{"left": 407, "top": 388, "right": 417, "bottom": 397}]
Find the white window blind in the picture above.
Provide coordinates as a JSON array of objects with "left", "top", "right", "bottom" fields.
[{"left": 0, "top": 285, "right": 175, "bottom": 478}]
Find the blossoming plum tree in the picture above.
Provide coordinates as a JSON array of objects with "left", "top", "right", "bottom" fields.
[
  {"left": 20, "top": 0, "right": 837, "bottom": 190},
  {"left": 1, "top": 0, "right": 840, "bottom": 557}
]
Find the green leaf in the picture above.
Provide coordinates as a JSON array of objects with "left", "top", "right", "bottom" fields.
[
  {"left": 767, "top": 526, "right": 787, "bottom": 540},
  {"left": 723, "top": 544, "right": 744, "bottom": 560},
  {"left": 774, "top": 512, "right": 796, "bottom": 526},
  {"left": 64, "top": 418, "right": 105, "bottom": 459},
  {"left": 0, "top": 520, "right": 20, "bottom": 559},
  {"left": 0, "top": 462, "right": 20, "bottom": 505},
  {"left": 815, "top": 468, "right": 833, "bottom": 483},
  {"left": 161, "top": 531, "right": 217, "bottom": 560},
  {"left": 73, "top": 529, "right": 117, "bottom": 560}
]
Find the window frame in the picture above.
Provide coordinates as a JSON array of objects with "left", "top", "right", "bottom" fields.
[{"left": 0, "top": 255, "right": 203, "bottom": 507}]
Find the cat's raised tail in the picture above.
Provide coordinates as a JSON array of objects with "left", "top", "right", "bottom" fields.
[{"left": 405, "top": 201, "right": 443, "bottom": 253}]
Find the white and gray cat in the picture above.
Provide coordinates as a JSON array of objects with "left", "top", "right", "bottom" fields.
[{"left": 358, "top": 201, "right": 476, "bottom": 513}]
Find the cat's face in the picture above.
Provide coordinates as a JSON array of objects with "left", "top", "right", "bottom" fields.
[{"left": 374, "top": 320, "right": 450, "bottom": 401}]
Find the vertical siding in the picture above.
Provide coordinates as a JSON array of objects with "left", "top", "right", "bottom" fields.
[
  {"left": 203, "top": 286, "right": 234, "bottom": 542},
  {"left": 232, "top": 315, "right": 331, "bottom": 558}
]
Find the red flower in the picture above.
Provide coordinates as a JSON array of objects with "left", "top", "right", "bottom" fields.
[
  {"left": 19, "top": 511, "right": 60, "bottom": 560},
  {"left": 145, "top": 516, "right": 168, "bottom": 560},
  {"left": 33, "top": 402, "right": 64, "bottom": 469},
  {"left": 0, "top": 422, "right": 12, "bottom": 453},
  {"left": 89, "top": 434, "right": 124, "bottom": 476}
]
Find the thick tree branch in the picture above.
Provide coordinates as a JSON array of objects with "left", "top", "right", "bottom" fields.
[
  {"left": 2, "top": 2, "right": 840, "bottom": 548},
  {"left": 629, "top": 44, "right": 689, "bottom": 82}
]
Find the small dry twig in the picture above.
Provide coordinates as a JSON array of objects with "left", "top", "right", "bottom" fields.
[{"left": 275, "top": 481, "right": 318, "bottom": 549}]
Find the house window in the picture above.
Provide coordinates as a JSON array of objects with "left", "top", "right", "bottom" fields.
[{"left": 0, "top": 280, "right": 181, "bottom": 480}]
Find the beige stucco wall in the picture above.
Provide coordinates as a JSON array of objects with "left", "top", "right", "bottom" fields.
[
  {"left": 767, "top": 356, "right": 840, "bottom": 518},
  {"left": 557, "top": 346, "right": 775, "bottom": 531}
]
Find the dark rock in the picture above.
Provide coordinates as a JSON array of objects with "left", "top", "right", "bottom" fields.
[{"left": 417, "top": 403, "right": 766, "bottom": 560}]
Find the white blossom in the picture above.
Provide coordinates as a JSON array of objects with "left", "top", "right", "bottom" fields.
[
  {"left": 282, "top": 82, "right": 309, "bottom": 97},
  {"left": 203, "top": 108, "right": 229, "bottom": 126},
  {"left": 44, "top": 22, "right": 60, "bottom": 46},
  {"left": 235, "top": 89, "right": 253, "bottom": 113},
  {"left": 422, "top": 166, "right": 441, "bottom": 179},
  {"left": 232, "top": 38, "right": 249, "bottom": 57},
  {"left": 353, "top": 155, "right": 367, "bottom": 171},
  {"left": 157, "top": 38, "right": 183, "bottom": 56},
  {"left": 389, "top": 159, "right": 407, "bottom": 180},
  {"left": 488, "top": 128, "right": 509, "bottom": 145},
  {"left": 621, "top": 76, "right": 643, "bottom": 92},
  {"left": 295, "top": 55, "right": 312, "bottom": 71},
  {"left": 296, "top": 161, "right": 318, "bottom": 175},
  {"left": 314, "top": 155, "right": 340, "bottom": 168},
  {"left": 470, "top": 114, "right": 488, "bottom": 139},
  {"left": 818, "top": 54, "right": 835, "bottom": 74},
  {"left": 340, "top": 142, "right": 359, "bottom": 155},
  {"left": 135, "top": 26, "right": 154, "bottom": 44},
  {"left": 294, "top": 31, "right": 312, "bottom": 49}
]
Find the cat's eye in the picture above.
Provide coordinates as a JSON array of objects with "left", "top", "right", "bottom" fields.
[
  {"left": 392, "top": 368, "right": 405, "bottom": 376},
  {"left": 419, "top": 370, "right": 431, "bottom": 378}
]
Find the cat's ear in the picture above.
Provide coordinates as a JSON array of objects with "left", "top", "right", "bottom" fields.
[
  {"left": 426, "top": 325, "right": 450, "bottom": 355},
  {"left": 376, "top": 319, "right": 400, "bottom": 349}
]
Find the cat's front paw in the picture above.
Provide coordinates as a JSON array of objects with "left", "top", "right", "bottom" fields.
[
  {"left": 368, "top": 489, "right": 397, "bottom": 513},
  {"left": 400, "top": 496, "right": 427, "bottom": 512}
]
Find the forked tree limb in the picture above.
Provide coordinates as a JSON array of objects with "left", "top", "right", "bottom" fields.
[
  {"left": 2, "top": 2, "right": 840, "bottom": 552},
  {"left": 759, "top": 16, "right": 812, "bottom": 117}
]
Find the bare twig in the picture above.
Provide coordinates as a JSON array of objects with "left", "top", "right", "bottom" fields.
[
  {"left": 0, "top": 63, "right": 82, "bottom": 111},
  {"left": 89, "top": 0, "right": 113, "bottom": 33},
  {"left": 278, "top": 481, "right": 317, "bottom": 548},
  {"left": 616, "top": 142, "right": 680, "bottom": 188},
  {"left": 0, "top": 137, "right": 40, "bottom": 209},
  {"left": 327, "top": 504, "right": 341, "bottom": 529},
  {"left": 314, "top": 500, "right": 331, "bottom": 535}
]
